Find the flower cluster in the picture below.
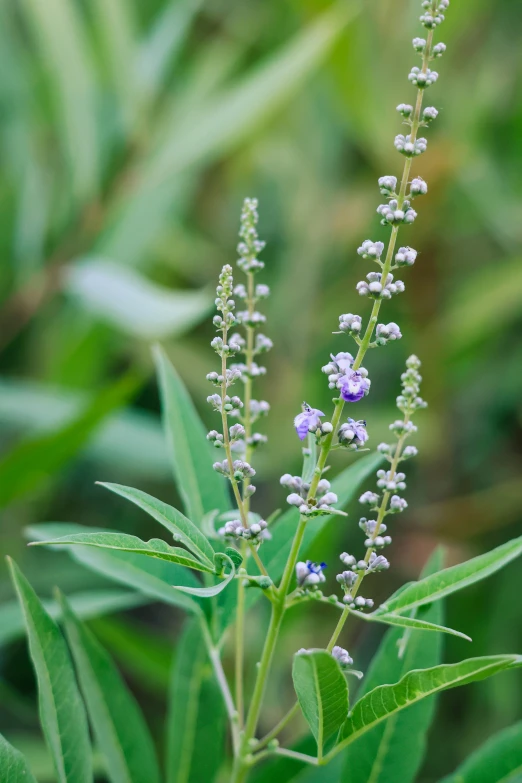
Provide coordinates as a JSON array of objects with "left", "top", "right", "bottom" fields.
[
  {"left": 219, "top": 517, "right": 271, "bottom": 544},
  {"left": 282, "top": 473, "right": 339, "bottom": 517},
  {"left": 207, "top": 199, "right": 271, "bottom": 513},
  {"left": 338, "top": 418, "right": 368, "bottom": 450},
  {"left": 295, "top": 560, "right": 327, "bottom": 588},
  {"left": 331, "top": 357, "right": 425, "bottom": 608}
]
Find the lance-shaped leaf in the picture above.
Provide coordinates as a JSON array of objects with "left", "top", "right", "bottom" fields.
[
  {"left": 166, "top": 619, "right": 226, "bottom": 783},
  {"left": 340, "top": 549, "right": 445, "bottom": 783},
  {"left": 376, "top": 535, "right": 522, "bottom": 616},
  {"left": 30, "top": 531, "right": 215, "bottom": 573},
  {"left": 59, "top": 593, "right": 161, "bottom": 783},
  {"left": 27, "top": 523, "right": 202, "bottom": 615},
  {"left": 6, "top": 559, "right": 92, "bottom": 783},
  {"left": 292, "top": 650, "right": 349, "bottom": 756},
  {"left": 439, "top": 721, "right": 522, "bottom": 783},
  {"left": 329, "top": 655, "right": 522, "bottom": 762},
  {"left": 154, "top": 345, "right": 231, "bottom": 522},
  {"left": 98, "top": 482, "right": 216, "bottom": 566},
  {"left": 349, "top": 607, "right": 471, "bottom": 641},
  {"left": 0, "top": 733, "right": 38, "bottom": 783}
]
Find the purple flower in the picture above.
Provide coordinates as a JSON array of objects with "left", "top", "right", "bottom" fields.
[
  {"left": 339, "top": 370, "right": 369, "bottom": 402},
  {"left": 294, "top": 403, "right": 325, "bottom": 441}
]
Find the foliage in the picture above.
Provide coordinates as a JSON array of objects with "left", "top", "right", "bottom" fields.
[{"left": 1, "top": 0, "right": 521, "bottom": 781}]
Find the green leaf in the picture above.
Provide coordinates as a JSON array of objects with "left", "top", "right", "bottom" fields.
[
  {"left": 0, "top": 588, "right": 150, "bottom": 649},
  {"left": 0, "top": 373, "right": 140, "bottom": 507},
  {"left": 27, "top": 523, "right": 203, "bottom": 615},
  {"left": 377, "top": 535, "right": 522, "bottom": 616},
  {"left": 166, "top": 619, "right": 226, "bottom": 783},
  {"left": 350, "top": 607, "right": 471, "bottom": 641},
  {"left": 0, "top": 733, "right": 37, "bottom": 782},
  {"left": 154, "top": 345, "right": 231, "bottom": 521},
  {"left": 6, "top": 559, "right": 92, "bottom": 783},
  {"left": 331, "top": 655, "right": 522, "bottom": 762},
  {"left": 439, "top": 721, "right": 522, "bottom": 783},
  {"left": 340, "top": 548, "right": 445, "bottom": 783},
  {"left": 59, "top": 593, "right": 161, "bottom": 783},
  {"left": 65, "top": 259, "right": 213, "bottom": 339},
  {"left": 98, "top": 482, "right": 216, "bottom": 566},
  {"left": 31, "top": 531, "right": 215, "bottom": 573},
  {"left": 292, "top": 650, "right": 349, "bottom": 755},
  {"left": 19, "top": 0, "right": 99, "bottom": 202}
]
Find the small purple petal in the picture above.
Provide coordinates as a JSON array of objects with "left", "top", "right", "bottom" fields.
[
  {"left": 339, "top": 372, "right": 367, "bottom": 403},
  {"left": 294, "top": 413, "right": 309, "bottom": 441}
]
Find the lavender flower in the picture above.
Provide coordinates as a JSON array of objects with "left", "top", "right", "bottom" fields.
[
  {"left": 294, "top": 403, "right": 325, "bottom": 440},
  {"left": 339, "top": 371, "right": 369, "bottom": 403}
]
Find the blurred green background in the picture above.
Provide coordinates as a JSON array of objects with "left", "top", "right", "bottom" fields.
[{"left": 1, "top": 0, "right": 521, "bottom": 780}]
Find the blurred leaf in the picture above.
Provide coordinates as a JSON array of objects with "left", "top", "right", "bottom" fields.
[
  {"left": 0, "top": 379, "right": 169, "bottom": 480},
  {"left": 0, "top": 373, "right": 140, "bottom": 507},
  {"left": 98, "top": 482, "right": 216, "bottom": 565},
  {"left": 154, "top": 345, "right": 231, "bottom": 521},
  {"left": 0, "top": 588, "right": 150, "bottom": 649},
  {"left": 136, "top": 0, "right": 203, "bottom": 98},
  {"left": 19, "top": 0, "right": 99, "bottom": 202},
  {"left": 65, "top": 258, "right": 213, "bottom": 338},
  {"left": 166, "top": 618, "right": 226, "bottom": 783},
  {"left": 145, "top": 3, "right": 360, "bottom": 188},
  {"left": 59, "top": 592, "right": 161, "bottom": 783},
  {"left": 443, "top": 257, "right": 522, "bottom": 355},
  {"left": 292, "top": 649, "right": 348, "bottom": 754},
  {"left": 0, "top": 733, "right": 37, "bottom": 783},
  {"left": 27, "top": 523, "right": 203, "bottom": 615},
  {"left": 333, "top": 656, "right": 522, "bottom": 760},
  {"left": 89, "top": 616, "right": 171, "bottom": 693},
  {"left": 92, "top": 0, "right": 137, "bottom": 133},
  {"left": 376, "top": 535, "right": 522, "bottom": 616},
  {"left": 340, "top": 549, "right": 445, "bottom": 783},
  {"left": 6, "top": 559, "right": 92, "bottom": 783},
  {"left": 438, "top": 721, "right": 522, "bottom": 783},
  {"left": 103, "top": 3, "right": 359, "bottom": 267},
  {"left": 33, "top": 531, "right": 216, "bottom": 573}
]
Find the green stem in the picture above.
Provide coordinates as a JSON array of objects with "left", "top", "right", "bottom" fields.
[
  {"left": 235, "top": 270, "right": 256, "bottom": 729},
  {"left": 200, "top": 618, "right": 240, "bottom": 753},
  {"left": 255, "top": 702, "right": 300, "bottom": 750}
]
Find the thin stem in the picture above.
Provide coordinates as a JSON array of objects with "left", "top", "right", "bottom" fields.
[
  {"left": 199, "top": 619, "right": 240, "bottom": 753},
  {"left": 255, "top": 702, "right": 300, "bottom": 750},
  {"left": 249, "top": 543, "right": 269, "bottom": 577},
  {"left": 235, "top": 269, "right": 256, "bottom": 728},
  {"left": 235, "top": 564, "right": 246, "bottom": 728}
]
